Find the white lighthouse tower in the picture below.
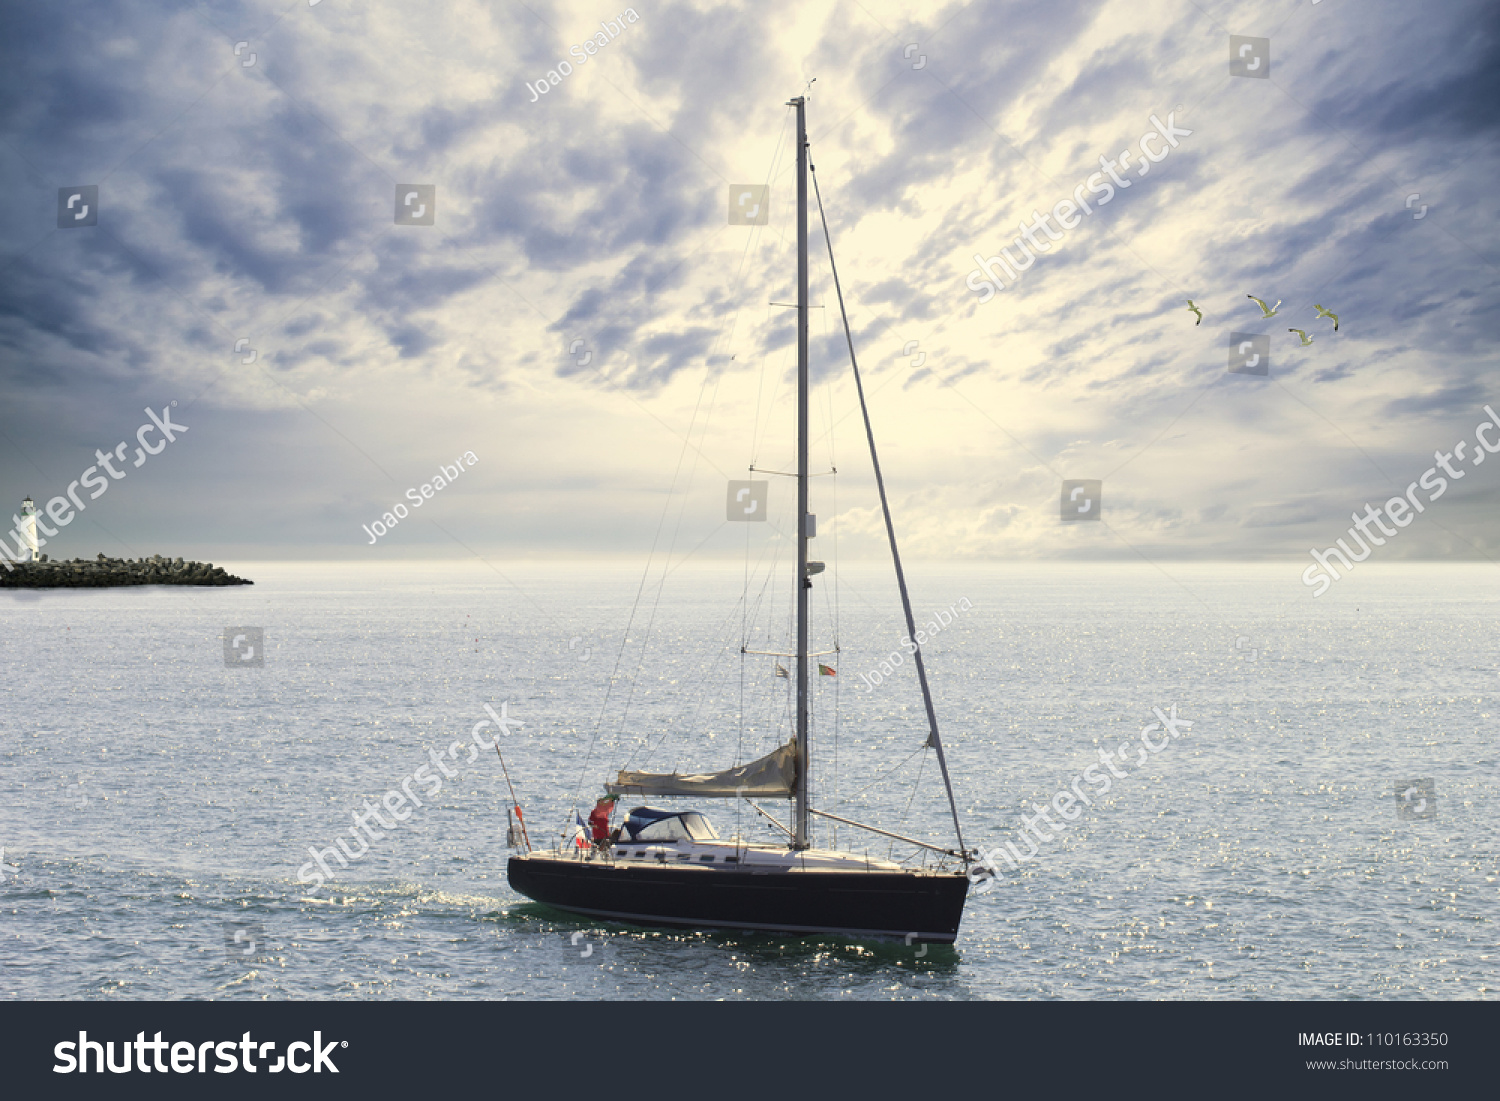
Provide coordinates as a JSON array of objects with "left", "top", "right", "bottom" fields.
[{"left": 18, "top": 497, "right": 39, "bottom": 562}]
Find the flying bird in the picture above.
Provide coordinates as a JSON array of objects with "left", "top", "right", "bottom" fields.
[
  {"left": 1186, "top": 300, "right": 1203, "bottom": 325},
  {"left": 1313, "top": 304, "right": 1340, "bottom": 331},
  {"left": 1247, "top": 294, "right": 1281, "bottom": 318},
  {"left": 1288, "top": 328, "right": 1314, "bottom": 346}
]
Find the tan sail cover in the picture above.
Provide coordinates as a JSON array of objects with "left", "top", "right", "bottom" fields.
[{"left": 606, "top": 741, "right": 797, "bottom": 798}]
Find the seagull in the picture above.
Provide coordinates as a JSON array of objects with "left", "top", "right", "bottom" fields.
[
  {"left": 1288, "top": 328, "right": 1314, "bottom": 346},
  {"left": 1247, "top": 294, "right": 1281, "bottom": 318},
  {"left": 1313, "top": 304, "right": 1340, "bottom": 331},
  {"left": 1185, "top": 300, "right": 1203, "bottom": 325}
]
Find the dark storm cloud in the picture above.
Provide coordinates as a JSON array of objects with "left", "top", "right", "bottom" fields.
[
  {"left": 0, "top": 0, "right": 1165, "bottom": 408},
  {"left": 1320, "top": 2, "right": 1500, "bottom": 140},
  {"left": 1381, "top": 380, "right": 1494, "bottom": 419},
  {"left": 0, "top": 2, "right": 149, "bottom": 154},
  {"left": 1, "top": 0, "right": 1497, "bottom": 560},
  {"left": 358, "top": 241, "right": 491, "bottom": 315}
]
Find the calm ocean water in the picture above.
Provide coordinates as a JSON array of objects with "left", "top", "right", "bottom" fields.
[{"left": 1, "top": 560, "right": 1494, "bottom": 1000}]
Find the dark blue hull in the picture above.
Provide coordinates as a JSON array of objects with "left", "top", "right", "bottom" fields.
[{"left": 508, "top": 854, "right": 970, "bottom": 943}]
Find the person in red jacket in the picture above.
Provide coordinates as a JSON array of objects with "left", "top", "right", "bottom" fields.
[{"left": 588, "top": 794, "right": 620, "bottom": 848}]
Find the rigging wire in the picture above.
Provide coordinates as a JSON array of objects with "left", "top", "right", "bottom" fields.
[
  {"left": 716, "top": 109, "right": 790, "bottom": 379},
  {"left": 737, "top": 497, "right": 749, "bottom": 843},
  {"left": 809, "top": 143, "right": 969, "bottom": 859},
  {"left": 810, "top": 259, "right": 843, "bottom": 849},
  {"left": 828, "top": 743, "right": 928, "bottom": 806},
  {"left": 627, "top": 459, "right": 794, "bottom": 776},
  {"left": 830, "top": 469, "right": 841, "bottom": 850},
  {"left": 749, "top": 106, "right": 794, "bottom": 467},
  {"left": 565, "top": 369, "right": 716, "bottom": 833},
  {"left": 608, "top": 370, "right": 716, "bottom": 751},
  {"left": 889, "top": 750, "right": 928, "bottom": 861},
  {"left": 569, "top": 111, "right": 802, "bottom": 834}
]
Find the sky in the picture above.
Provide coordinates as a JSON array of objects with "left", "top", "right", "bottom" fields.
[{"left": 1, "top": 0, "right": 1497, "bottom": 567}]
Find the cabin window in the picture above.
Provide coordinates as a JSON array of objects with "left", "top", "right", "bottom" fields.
[
  {"left": 724, "top": 856, "right": 738, "bottom": 863},
  {"left": 678, "top": 813, "right": 720, "bottom": 841},
  {"left": 633, "top": 818, "right": 692, "bottom": 842},
  {"left": 699, "top": 855, "right": 714, "bottom": 862}
]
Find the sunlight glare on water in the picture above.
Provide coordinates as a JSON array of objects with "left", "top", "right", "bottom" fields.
[{"left": 1, "top": 561, "right": 1495, "bottom": 999}]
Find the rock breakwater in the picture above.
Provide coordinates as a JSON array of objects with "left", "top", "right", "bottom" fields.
[{"left": 0, "top": 554, "right": 252, "bottom": 588}]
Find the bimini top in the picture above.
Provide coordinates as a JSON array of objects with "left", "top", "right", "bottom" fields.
[{"left": 621, "top": 807, "right": 720, "bottom": 843}]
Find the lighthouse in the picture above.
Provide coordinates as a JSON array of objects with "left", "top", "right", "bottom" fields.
[{"left": 18, "top": 497, "right": 39, "bottom": 562}]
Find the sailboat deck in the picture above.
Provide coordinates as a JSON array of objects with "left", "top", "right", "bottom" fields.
[{"left": 523, "top": 839, "right": 927, "bottom": 874}]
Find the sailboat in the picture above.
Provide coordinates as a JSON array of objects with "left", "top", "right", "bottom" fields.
[{"left": 507, "top": 94, "right": 973, "bottom": 944}]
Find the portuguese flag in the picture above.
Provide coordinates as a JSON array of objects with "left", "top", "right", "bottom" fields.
[{"left": 818, "top": 664, "right": 836, "bottom": 676}]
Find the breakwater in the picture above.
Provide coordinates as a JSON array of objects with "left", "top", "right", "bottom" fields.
[{"left": 0, "top": 554, "right": 252, "bottom": 588}]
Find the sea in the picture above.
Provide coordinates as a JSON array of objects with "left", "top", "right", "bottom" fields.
[{"left": 1, "top": 560, "right": 1494, "bottom": 1000}]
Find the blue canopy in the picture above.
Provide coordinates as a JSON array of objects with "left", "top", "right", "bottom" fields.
[{"left": 620, "top": 808, "right": 719, "bottom": 842}]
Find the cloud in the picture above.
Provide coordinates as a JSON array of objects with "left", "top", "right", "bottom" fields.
[{"left": 0, "top": 0, "right": 1497, "bottom": 563}]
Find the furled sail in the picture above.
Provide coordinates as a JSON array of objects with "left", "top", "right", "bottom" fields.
[{"left": 605, "top": 740, "right": 797, "bottom": 798}]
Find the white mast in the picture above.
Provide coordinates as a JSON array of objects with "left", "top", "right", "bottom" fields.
[
  {"left": 19, "top": 497, "right": 39, "bottom": 562},
  {"left": 790, "top": 94, "right": 811, "bottom": 851}
]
